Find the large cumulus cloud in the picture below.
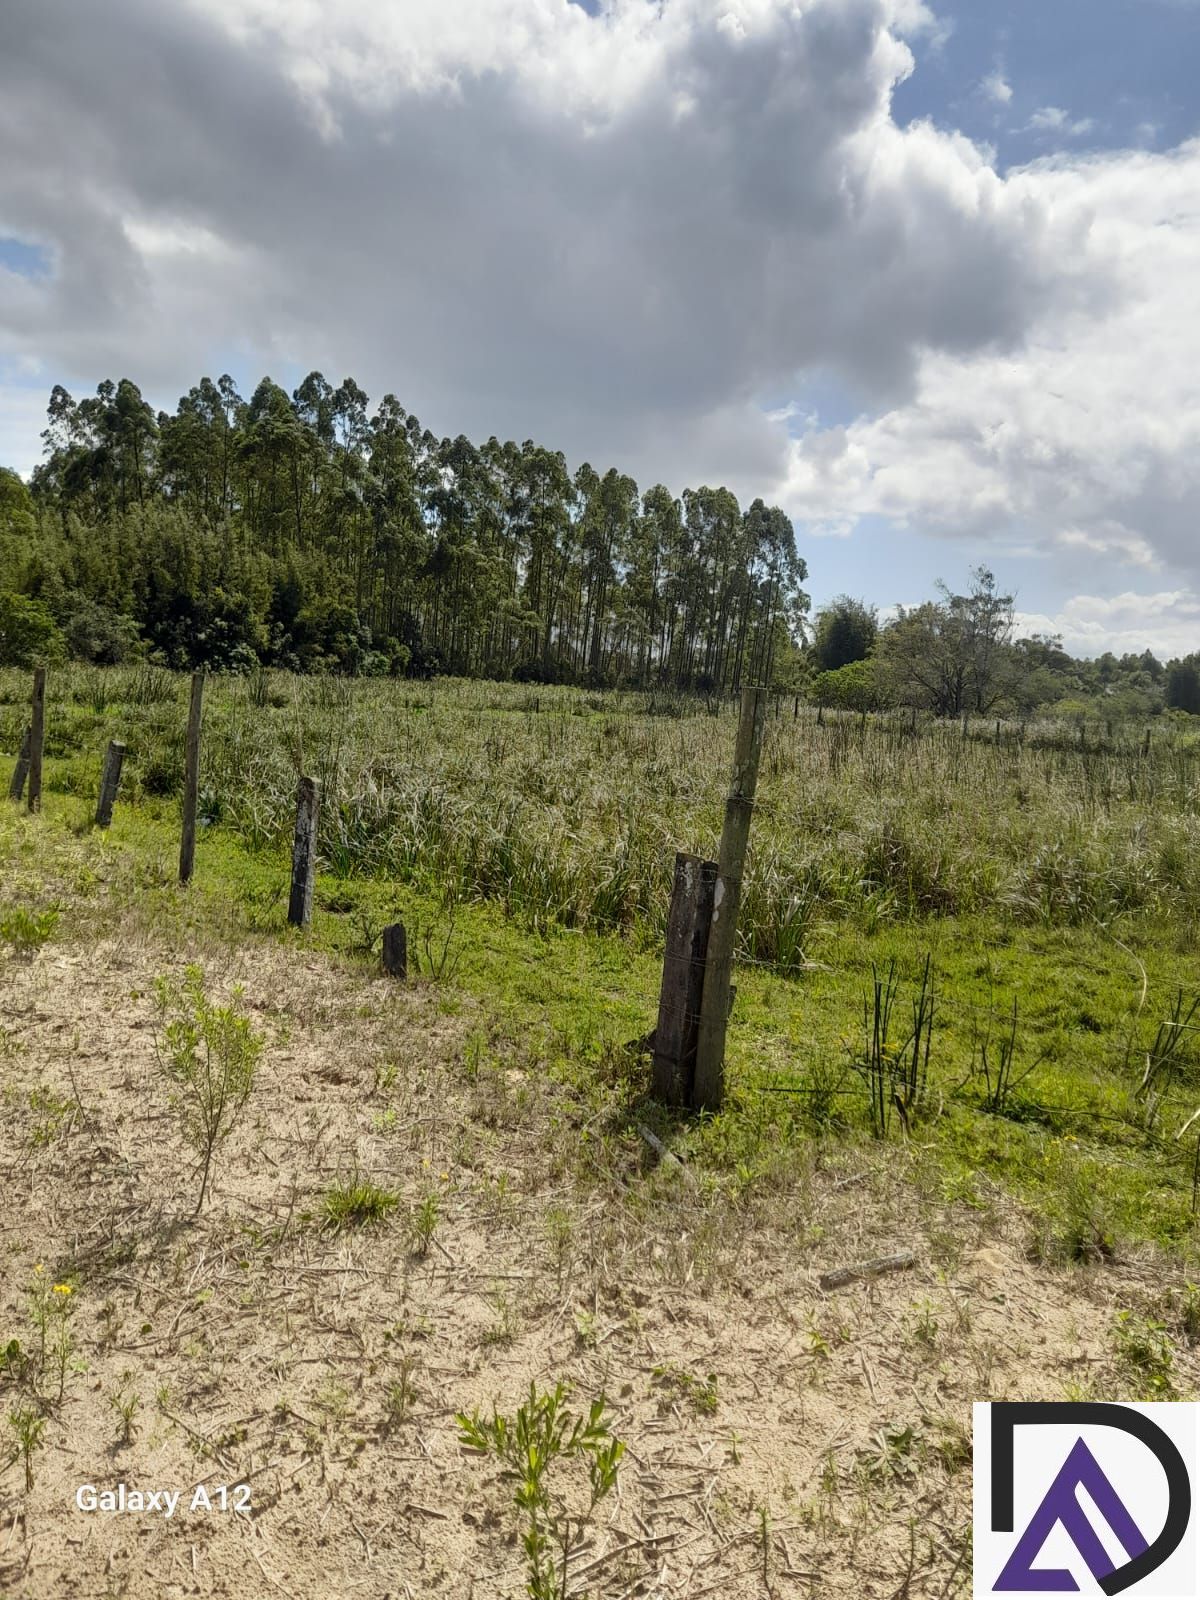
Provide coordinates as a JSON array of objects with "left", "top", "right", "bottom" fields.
[
  {"left": 1, "top": 0, "right": 1197, "bottom": 651},
  {"left": 0, "top": 0, "right": 1105, "bottom": 480}
]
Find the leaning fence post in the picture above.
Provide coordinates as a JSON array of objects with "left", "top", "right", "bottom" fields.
[
  {"left": 652, "top": 853, "right": 717, "bottom": 1106},
  {"left": 94, "top": 740, "right": 125, "bottom": 828},
  {"left": 179, "top": 670, "right": 204, "bottom": 884},
  {"left": 27, "top": 667, "right": 46, "bottom": 813},
  {"left": 287, "top": 776, "right": 320, "bottom": 928},
  {"left": 8, "top": 724, "right": 31, "bottom": 802},
  {"left": 692, "top": 684, "right": 767, "bottom": 1112}
]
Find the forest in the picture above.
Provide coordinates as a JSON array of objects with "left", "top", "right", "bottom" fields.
[
  {"left": 1, "top": 371, "right": 1198, "bottom": 717},
  {"left": 0, "top": 374, "right": 801, "bottom": 686}
]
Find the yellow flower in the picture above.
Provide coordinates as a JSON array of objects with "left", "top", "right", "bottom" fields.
[
  {"left": 52, "top": 1284, "right": 72, "bottom": 1296},
  {"left": 33, "top": 1264, "right": 44, "bottom": 1274},
  {"left": 439, "top": 1171, "right": 450, "bottom": 1182}
]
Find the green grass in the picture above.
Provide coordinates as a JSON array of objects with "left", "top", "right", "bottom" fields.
[
  {"left": 5, "top": 666, "right": 1200, "bottom": 1261},
  {"left": 322, "top": 1175, "right": 401, "bottom": 1230}
]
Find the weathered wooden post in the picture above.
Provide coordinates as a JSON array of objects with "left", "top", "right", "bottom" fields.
[
  {"left": 287, "top": 776, "right": 320, "bottom": 928},
  {"left": 8, "top": 724, "right": 30, "bottom": 802},
  {"left": 692, "top": 685, "right": 768, "bottom": 1112},
  {"left": 179, "top": 670, "right": 204, "bottom": 884},
  {"left": 652, "top": 853, "right": 717, "bottom": 1105},
  {"left": 27, "top": 668, "right": 46, "bottom": 813},
  {"left": 382, "top": 922, "right": 408, "bottom": 979},
  {"left": 94, "top": 740, "right": 125, "bottom": 828}
]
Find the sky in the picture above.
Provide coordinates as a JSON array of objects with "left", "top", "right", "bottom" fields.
[{"left": 0, "top": 0, "right": 1198, "bottom": 658}]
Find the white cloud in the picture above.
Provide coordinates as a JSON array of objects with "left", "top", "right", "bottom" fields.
[
  {"left": 1014, "top": 592, "right": 1200, "bottom": 660},
  {"left": 1028, "top": 106, "right": 1096, "bottom": 138},
  {"left": 785, "top": 139, "right": 1200, "bottom": 594},
  {"left": 981, "top": 71, "right": 1012, "bottom": 105},
  {"left": 0, "top": 0, "right": 1110, "bottom": 497}
]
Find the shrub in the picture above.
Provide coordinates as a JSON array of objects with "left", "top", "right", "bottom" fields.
[{"left": 153, "top": 966, "right": 263, "bottom": 1214}]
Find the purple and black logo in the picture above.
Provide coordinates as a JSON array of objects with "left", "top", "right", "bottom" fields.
[{"left": 974, "top": 1402, "right": 1198, "bottom": 1597}]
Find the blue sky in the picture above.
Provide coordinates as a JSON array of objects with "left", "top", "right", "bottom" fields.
[{"left": 1, "top": 0, "right": 1199, "bottom": 655}]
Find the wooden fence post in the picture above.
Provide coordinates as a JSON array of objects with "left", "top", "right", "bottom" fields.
[
  {"left": 94, "top": 740, "right": 125, "bottom": 828},
  {"left": 652, "top": 853, "right": 717, "bottom": 1106},
  {"left": 382, "top": 922, "right": 408, "bottom": 979},
  {"left": 27, "top": 668, "right": 46, "bottom": 813},
  {"left": 287, "top": 776, "right": 320, "bottom": 928},
  {"left": 692, "top": 685, "right": 767, "bottom": 1112},
  {"left": 179, "top": 670, "right": 204, "bottom": 884},
  {"left": 8, "top": 724, "right": 30, "bottom": 802}
]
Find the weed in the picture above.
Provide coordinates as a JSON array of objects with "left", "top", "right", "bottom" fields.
[
  {"left": 1113, "top": 1312, "right": 1176, "bottom": 1397},
  {"left": 976, "top": 1000, "right": 1044, "bottom": 1117},
  {"left": 382, "top": 1356, "right": 419, "bottom": 1430},
  {"left": 849, "top": 956, "right": 934, "bottom": 1138},
  {"left": 651, "top": 1364, "right": 719, "bottom": 1417},
  {"left": 482, "top": 1288, "right": 520, "bottom": 1348},
  {"left": 28, "top": 1268, "right": 77, "bottom": 1403},
  {"left": 457, "top": 1381, "right": 625, "bottom": 1600},
  {"left": 0, "top": 904, "right": 60, "bottom": 957},
  {"left": 7, "top": 1404, "right": 46, "bottom": 1490},
  {"left": 409, "top": 1192, "right": 440, "bottom": 1257},
  {"left": 108, "top": 1375, "right": 141, "bottom": 1445},
  {"left": 858, "top": 1422, "right": 921, "bottom": 1482},
  {"left": 323, "top": 1175, "right": 400, "bottom": 1230},
  {"left": 153, "top": 965, "right": 263, "bottom": 1215}
]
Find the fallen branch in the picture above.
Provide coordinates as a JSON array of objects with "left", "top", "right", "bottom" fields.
[{"left": 818, "top": 1250, "right": 917, "bottom": 1291}]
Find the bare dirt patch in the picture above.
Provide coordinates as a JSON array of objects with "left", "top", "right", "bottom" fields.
[{"left": 2, "top": 936, "right": 1197, "bottom": 1598}]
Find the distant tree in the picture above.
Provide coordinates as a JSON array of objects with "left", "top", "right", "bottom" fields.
[
  {"left": 812, "top": 658, "right": 881, "bottom": 713},
  {"left": 812, "top": 595, "right": 877, "bottom": 672},
  {"left": 876, "top": 568, "right": 1015, "bottom": 716},
  {"left": 1166, "top": 657, "right": 1200, "bottom": 715}
]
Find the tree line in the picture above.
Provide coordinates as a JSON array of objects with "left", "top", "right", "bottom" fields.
[
  {"left": 0, "top": 374, "right": 805, "bottom": 685},
  {"left": 806, "top": 572, "right": 1193, "bottom": 721}
]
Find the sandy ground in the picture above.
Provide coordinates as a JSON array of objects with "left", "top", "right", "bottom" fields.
[{"left": 1, "top": 935, "right": 1196, "bottom": 1599}]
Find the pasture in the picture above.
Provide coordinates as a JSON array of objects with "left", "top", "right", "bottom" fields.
[{"left": 3, "top": 668, "right": 1200, "bottom": 1597}]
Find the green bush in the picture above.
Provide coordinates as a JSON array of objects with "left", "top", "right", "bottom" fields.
[{"left": 0, "top": 592, "right": 64, "bottom": 668}]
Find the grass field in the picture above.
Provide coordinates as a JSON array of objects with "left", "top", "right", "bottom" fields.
[{"left": 3, "top": 667, "right": 1200, "bottom": 1596}]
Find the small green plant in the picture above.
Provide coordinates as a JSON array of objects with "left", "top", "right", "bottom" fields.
[
  {"left": 411, "top": 901, "right": 463, "bottom": 983},
  {"left": 0, "top": 904, "right": 60, "bottom": 957},
  {"left": 1135, "top": 990, "right": 1200, "bottom": 1135},
  {"left": 108, "top": 1375, "right": 141, "bottom": 1445},
  {"left": 858, "top": 1422, "right": 921, "bottom": 1481},
  {"left": 651, "top": 1364, "right": 719, "bottom": 1416},
  {"left": 26, "top": 1085, "right": 77, "bottom": 1150},
  {"left": 383, "top": 1356, "right": 419, "bottom": 1430},
  {"left": 153, "top": 966, "right": 263, "bottom": 1215},
  {"left": 482, "top": 1287, "right": 520, "bottom": 1348},
  {"left": 975, "top": 999, "right": 1045, "bottom": 1117},
  {"left": 1114, "top": 1311, "right": 1176, "bottom": 1397},
  {"left": 543, "top": 1205, "right": 574, "bottom": 1285},
  {"left": 322, "top": 1175, "right": 399, "bottom": 1230},
  {"left": 7, "top": 1404, "right": 46, "bottom": 1490},
  {"left": 457, "top": 1382, "right": 625, "bottom": 1600},
  {"left": 409, "top": 1192, "right": 440, "bottom": 1257},
  {"left": 849, "top": 956, "right": 934, "bottom": 1138},
  {"left": 28, "top": 1269, "right": 76, "bottom": 1403}
]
